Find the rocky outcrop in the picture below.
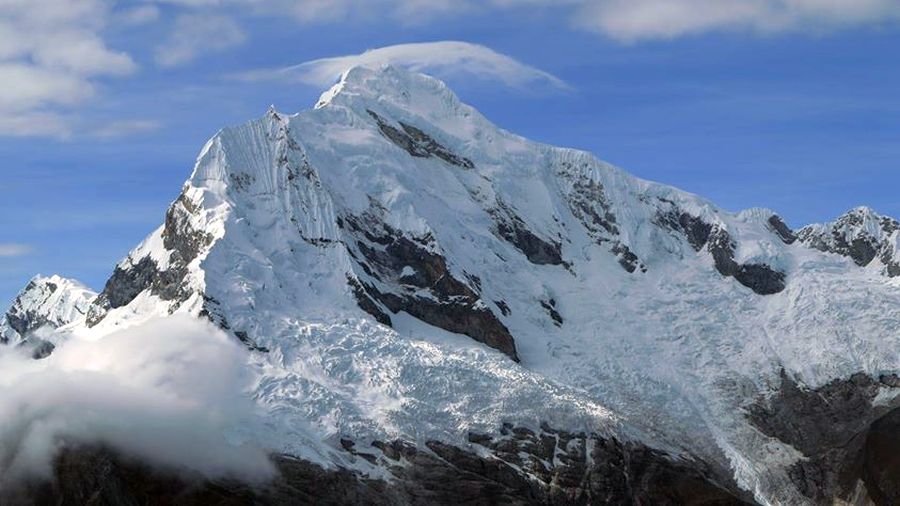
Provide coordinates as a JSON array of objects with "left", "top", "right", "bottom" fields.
[
  {"left": 564, "top": 171, "right": 619, "bottom": 239},
  {"left": 540, "top": 298, "right": 563, "bottom": 326},
  {"left": 610, "top": 241, "right": 646, "bottom": 273},
  {"left": 86, "top": 192, "right": 212, "bottom": 327},
  {"left": 707, "top": 228, "right": 785, "bottom": 295},
  {"left": 341, "top": 211, "right": 519, "bottom": 361},
  {"left": 367, "top": 109, "right": 474, "bottom": 169},
  {"left": 490, "top": 201, "right": 565, "bottom": 267},
  {"left": 863, "top": 405, "right": 900, "bottom": 505},
  {"left": 767, "top": 215, "right": 797, "bottom": 244},
  {"left": 658, "top": 210, "right": 786, "bottom": 294},
  {"left": 85, "top": 257, "right": 189, "bottom": 327},
  {"left": 745, "top": 370, "right": 900, "bottom": 504},
  {"left": 674, "top": 213, "right": 714, "bottom": 252},
  {"left": 799, "top": 207, "right": 900, "bottom": 276},
  {"left": 5, "top": 424, "right": 752, "bottom": 506}
]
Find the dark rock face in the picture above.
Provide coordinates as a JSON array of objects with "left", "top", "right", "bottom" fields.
[
  {"left": 85, "top": 257, "right": 188, "bottom": 327},
  {"left": 802, "top": 230, "right": 879, "bottom": 267},
  {"left": 880, "top": 246, "right": 900, "bottom": 277},
  {"left": 656, "top": 209, "right": 713, "bottom": 253},
  {"left": 162, "top": 192, "right": 213, "bottom": 269},
  {"left": 563, "top": 169, "right": 619, "bottom": 239},
  {"left": 367, "top": 110, "right": 474, "bottom": 169},
  {"left": 767, "top": 215, "right": 797, "bottom": 244},
  {"left": 348, "top": 276, "right": 393, "bottom": 326},
  {"left": 863, "top": 406, "right": 900, "bottom": 505},
  {"left": 560, "top": 166, "right": 646, "bottom": 274},
  {"left": 707, "top": 228, "right": 786, "bottom": 295},
  {"left": 657, "top": 210, "right": 786, "bottom": 293},
  {"left": 6, "top": 425, "right": 752, "bottom": 506},
  {"left": 678, "top": 214, "right": 714, "bottom": 252},
  {"left": 86, "top": 192, "right": 212, "bottom": 327},
  {"left": 341, "top": 212, "right": 519, "bottom": 361},
  {"left": 490, "top": 202, "right": 565, "bottom": 267},
  {"left": 452, "top": 424, "right": 751, "bottom": 506},
  {"left": 4, "top": 280, "right": 59, "bottom": 336},
  {"left": 798, "top": 209, "right": 900, "bottom": 274},
  {"left": 746, "top": 370, "right": 900, "bottom": 504},
  {"left": 611, "top": 241, "right": 646, "bottom": 273},
  {"left": 540, "top": 298, "right": 563, "bottom": 326},
  {"left": 1, "top": 447, "right": 398, "bottom": 506}
]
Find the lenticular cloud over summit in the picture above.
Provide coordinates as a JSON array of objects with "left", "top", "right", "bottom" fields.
[
  {"left": 236, "top": 41, "right": 569, "bottom": 90},
  {"left": 0, "top": 316, "right": 274, "bottom": 487}
]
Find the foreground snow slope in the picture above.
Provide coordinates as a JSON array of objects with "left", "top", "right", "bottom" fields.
[{"left": 10, "top": 65, "right": 900, "bottom": 504}]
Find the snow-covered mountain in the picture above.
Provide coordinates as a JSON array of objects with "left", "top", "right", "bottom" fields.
[
  {"left": 6, "top": 65, "right": 900, "bottom": 505},
  {"left": 1, "top": 275, "right": 95, "bottom": 357},
  {"left": 798, "top": 206, "right": 900, "bottom": 277}
]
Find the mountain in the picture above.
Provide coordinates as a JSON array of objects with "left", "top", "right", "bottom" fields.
[
  {"left": 5, "top": 65, "right": 900, "bottom": 505},
  {"left": 798, "top": 206, "right": 900, "bottom": 276},
  {"left": 0, "top": 275, "right": 95, "bottom": 357}
]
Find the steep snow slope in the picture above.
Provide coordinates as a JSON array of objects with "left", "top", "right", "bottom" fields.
[{"left": 15, "top": 65, "right": 900, "bottom": 504}]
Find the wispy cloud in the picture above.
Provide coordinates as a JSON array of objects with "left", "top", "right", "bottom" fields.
[
  {"left": 152, "top": 0, "right": 472, "bottom": 25},
  {"left": 118, "top": 5, "right": 161, "bottom": 26},
  {"left": 502, "top": 0, "right": 900, "bottom": 42},
  {"left": 155, "top": 13, "right": 246, "bottom": 68},
  {"left": 0, "top": 0, "right": 136, "bottom": 138},
  {"left": 235, "top": 41, "right": 569, "bottom": 90},
  {"left": 0, "top": 244, "right": 31, "bottom": 257},
  {"left": 152, "top": 0, "right": 900, "bottom": 42},
  {"left": 89, "top": 119, "right": 162, "bottom": 139}
]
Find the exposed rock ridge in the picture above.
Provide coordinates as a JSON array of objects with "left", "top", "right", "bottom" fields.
[
  {"left": 657, "top": 209, "right": 787, "bottom": 294},
  {"left": 799, "top": 206, "right": 900, "bottom": 276},
  {"left": 367, "top": 109, "right": 474, "bottom": 169},
  {"left": 340, "top": 210, "right": 519, "bottom": 361}
]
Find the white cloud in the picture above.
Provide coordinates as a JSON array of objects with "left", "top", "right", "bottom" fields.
[
  {"left": 1, "top": 0, "right": 895, "bottom": 139},
  {"left": 154, "top": 0, "right": 473, "bottom": 24},
  {"left": 119, "top": 5, "right": 162, "bottom": 26},
  {"left": 0, "top": 0, "right": 136, "bottom": 138},
  {"left": 0, "top": 316, "right": 275, "bottom": 485},
  {"left": 155, "top": 13, "right": 247, "bottom": 67},
  {"left": 0, "top": 244, "right": 31, "bottom": 257},
  {"left": 151, "top": 0, "right": 900, "bottom": 44},
  {"left": 499, "top": 0, "right": 900, "bottom": 41},
  {"left": 90, "top": 119, "right": 163, "bottom": 139},
  {"left": 236, "top": 41, "right": 568, "bottom": 90}
]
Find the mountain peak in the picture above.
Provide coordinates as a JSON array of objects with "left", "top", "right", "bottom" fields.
[
  {"left": 798, "top": 206, "right": 900, "bottom": 272},
  {"left": 313, "top": 64, "right": 469, "bottom": 123},
  {"left": 805, "top": 205, "right": 898, "bottom": 237},
  {"left": 1, "top": 274, "right": 95, "bottom": 345}
]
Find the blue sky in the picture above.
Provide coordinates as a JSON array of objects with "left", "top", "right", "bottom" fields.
[{"left": 2, "top": 0, "right": 900, "bottom": 306}]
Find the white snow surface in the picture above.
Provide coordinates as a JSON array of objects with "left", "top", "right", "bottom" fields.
[{"left": 12, "top": 65, "right": 900, "bottom": 504}]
